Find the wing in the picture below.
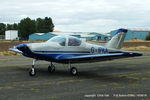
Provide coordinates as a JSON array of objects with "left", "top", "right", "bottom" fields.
[
  {"left": 56, "top": 52, "right": 142, "bottom": 63},
  {"left": 9, "top": 48, "right": 23, "bottom": 54}
]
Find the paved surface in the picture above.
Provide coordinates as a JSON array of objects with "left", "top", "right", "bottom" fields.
[{"left": 0, "top": 52, "right": 150, "bottom": 100}]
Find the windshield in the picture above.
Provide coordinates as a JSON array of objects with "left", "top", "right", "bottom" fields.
[{"left": 47, "top": 36, "right": 66, "bottom": 46}]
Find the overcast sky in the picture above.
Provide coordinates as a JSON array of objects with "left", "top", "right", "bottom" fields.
[{"left": 0, "top": 0, "right": 150, "bottom": 32}]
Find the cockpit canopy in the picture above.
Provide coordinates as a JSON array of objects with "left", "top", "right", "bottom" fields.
[
  {"left": 47, "top": 36, "right": 66, "bottom": 46},
  {"left": 68, "top": 36, "right": 81, "bottom": 46},
  {"left": 47, "top": 36, "right": 81, "bottom": 46}
]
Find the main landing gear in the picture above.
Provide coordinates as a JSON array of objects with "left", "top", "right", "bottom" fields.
[
  {"left": 29, "top": 59, "right": 78, "bottom": 76},
  {"left": 68, "top": 61, "right": 78, "bottom": 76},
  {"left": 48, "top": 62, "right": 55, "bottom": 73},
  {"left": 48, "top": 61, "right": 78, "bottom": 75}
]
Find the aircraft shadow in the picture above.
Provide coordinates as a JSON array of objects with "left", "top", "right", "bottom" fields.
[{"left": 15, "top": 65, "right": 142, "bottom": 84}]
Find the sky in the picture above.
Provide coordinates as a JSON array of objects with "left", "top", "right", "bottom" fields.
[{"left": 0, "top": 0, "right": 150, "bottom": 32}]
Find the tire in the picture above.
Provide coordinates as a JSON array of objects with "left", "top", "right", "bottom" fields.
[
  {"left": 48, "top": 64, "right": 55, "bottom": 73},
  {"left": 70, "top": 67, "right": 78, "bottom": 75},
  {"left": 29, "top": 68, "right": 36, "bottom": 76}
]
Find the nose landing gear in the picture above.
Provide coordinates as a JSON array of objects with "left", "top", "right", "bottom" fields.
[{"left": 29, "top": 59, "right": 36, "bottom": 76}]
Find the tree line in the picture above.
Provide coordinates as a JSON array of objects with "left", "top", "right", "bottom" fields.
[{"left": 0, "top": 17, "right": 54, "bottom": 39}]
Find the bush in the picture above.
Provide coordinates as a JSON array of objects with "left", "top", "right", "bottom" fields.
[{"left": 146, "top": 35, "right": 150, "bottom": 40}]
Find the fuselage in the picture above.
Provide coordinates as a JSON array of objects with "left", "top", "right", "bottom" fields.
[{"left": 16, "top": 35, "right": 123, "bottom": 63}]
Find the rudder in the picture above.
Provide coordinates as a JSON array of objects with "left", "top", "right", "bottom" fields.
[{"left": 106, "top": 28, "right": 128, "bottom": 49}]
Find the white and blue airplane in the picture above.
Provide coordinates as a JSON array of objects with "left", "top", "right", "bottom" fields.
[{"left": 9, "top": 29, "right": 142, "bottom": 76}]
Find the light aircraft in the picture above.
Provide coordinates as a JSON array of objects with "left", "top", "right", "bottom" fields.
[{"left": 9, "top": 29, "right": 142, "bottom": 76}]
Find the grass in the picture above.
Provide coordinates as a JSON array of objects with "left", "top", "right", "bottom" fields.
[
  {"left": 0, "top": 51, "right": 21, "bottom": 57},
  {"left": 122, "top": 46, "right": 150, "bottom": 51},
  {"left": 88, "top": 40, "right": 150, "bottom": 43},
  {"left": 130, "top": 83, "right": 141, "bottom": 87},
  {"left": 126, "top": 40, "right": 150, "bottom": 42}
]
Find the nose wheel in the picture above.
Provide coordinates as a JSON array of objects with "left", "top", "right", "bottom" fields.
[{"left": 29, "top": 67, "right": 36, "bottom": 76}]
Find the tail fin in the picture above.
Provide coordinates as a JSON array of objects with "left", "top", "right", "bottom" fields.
[{"left": 106, "top": 28, "right": 128, "bottom": 49}]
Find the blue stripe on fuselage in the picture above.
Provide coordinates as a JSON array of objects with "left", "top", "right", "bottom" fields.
[
  {"left": 33, "top": 51, "right": 90, "bottom": 53},
  {"left": 33, "top": 50, "right": 123, "bottom": 54}
]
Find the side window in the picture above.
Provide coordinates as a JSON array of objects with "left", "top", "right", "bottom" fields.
[
  {"left": 59, "top": 37, "right": 66, "bottom": 46},
  {"left": 68, "top": 37, "right": 81, "bottom": 46}
]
